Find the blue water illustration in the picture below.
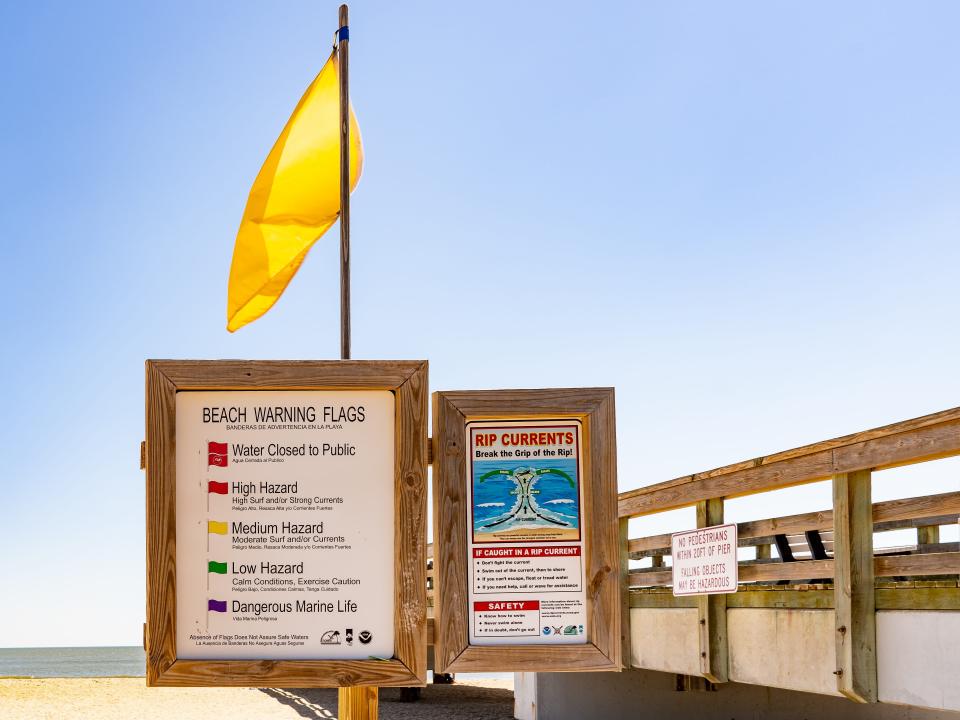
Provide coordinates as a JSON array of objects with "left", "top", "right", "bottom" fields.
[{"left": 472, "top": 458, "right": 580, "bottom": 537}]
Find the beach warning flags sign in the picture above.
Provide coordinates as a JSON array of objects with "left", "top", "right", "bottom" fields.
[
  {"left": 208, "top": 442, "right": 228, "bottom": 467},
  {"left": 226, "top": 50, "right": 364, "bottom": 332}
]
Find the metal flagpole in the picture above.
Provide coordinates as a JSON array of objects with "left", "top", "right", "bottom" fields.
[
  {"left": 336, "top": 6, "right": 378, "bottom": 718},
  {"left": 338, "top": 3, "right": 351, "bottom": 361}
]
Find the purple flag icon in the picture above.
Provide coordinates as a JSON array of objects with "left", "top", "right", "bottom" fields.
[{"left": 208, "top": 599, "right": 227, "bottom": 613}]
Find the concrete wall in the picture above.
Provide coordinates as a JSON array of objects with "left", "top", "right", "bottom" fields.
[
  {"left": 625, "top": 607, "right": 960, "bottom": 712},
  {"left": 630, "top": 608, "right": 699, "bottom": 675},
  {"left": 728, "top": 608, "right": 838, "bottom": 696},
  {"left": 534, "top": 668, "right": 960, "bottom": 720},
  {"left": 877, "top": 611, "right": 960, "bottom": 712}
]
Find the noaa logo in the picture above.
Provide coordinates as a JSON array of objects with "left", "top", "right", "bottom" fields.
[
  {"left": 358, "top": 630, "right": 373, "bottom": 645},
  {"left": 542, "top": 627, "right": 551, "bottom": 635}
]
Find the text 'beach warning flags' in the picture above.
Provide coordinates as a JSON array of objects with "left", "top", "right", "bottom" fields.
[
  {"left": 208, "top": 442, "right": 228, "bottom": 467},
  {"left": 226, "top": 49, "right": 363, "bottom": 332}
]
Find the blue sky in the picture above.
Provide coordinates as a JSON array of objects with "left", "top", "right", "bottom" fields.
[{"left": 1, "top": 1, "right": 958, "bottom": 647}]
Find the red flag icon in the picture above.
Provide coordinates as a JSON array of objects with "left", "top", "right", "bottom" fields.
[
  {"left": 208, "top": 441, "right": 228, "bottom": 467},
  {"left": 208, "top": 480, "right": 229, "bottom": 495}
]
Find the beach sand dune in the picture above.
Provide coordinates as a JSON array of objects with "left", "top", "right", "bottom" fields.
[{"left": 0, "top": 678, "right": 514, "bottom": 720}]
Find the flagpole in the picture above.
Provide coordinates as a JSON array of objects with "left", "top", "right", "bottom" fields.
[
  {"left": 338, "top": 3, "right": 351, "bottom": 361},
  {"left": 337, "top": 12, "right": 378, "bottom": 719}
]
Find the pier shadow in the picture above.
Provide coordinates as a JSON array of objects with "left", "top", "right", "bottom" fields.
[{"left": 261, "top": 683, "right": 514, "bottom": 719}]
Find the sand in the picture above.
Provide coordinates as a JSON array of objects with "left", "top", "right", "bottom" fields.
[{"left": 0, "top": 678, "right": 515, "bottom": 720}]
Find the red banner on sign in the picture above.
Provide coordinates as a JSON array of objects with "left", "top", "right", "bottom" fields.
[
  {"left": 473, "top": 601, "right": 540, "bottom": 612},
  {"left": 472, "top": 546, "right": 581, "bottom": 559}
]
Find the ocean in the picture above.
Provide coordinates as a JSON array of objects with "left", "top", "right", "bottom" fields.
[
  {"left": 0, "top": 647, "right": 510, "bottom": 682},
  {"left": 0, "top": 647, "right": 145, "bottom": 678}
]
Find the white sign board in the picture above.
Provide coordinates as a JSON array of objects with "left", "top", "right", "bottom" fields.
[
  {"left": 174, "top": 390, "right": 395, "bottom": 660},
  {"left": 671, "top": 523, "right": 738, "bottom": 596},
  {"left": 465, "top": 420, "right": 587, "bottom": 645}
]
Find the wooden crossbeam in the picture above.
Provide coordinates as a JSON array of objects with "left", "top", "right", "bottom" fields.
[
  {"left": 627, "top": 552, "right": 960, "bottom": 587},
  {"left": 619, "top": 408, "right": 960, "bottom": 518},
  {"left": 626, "top": 491, "right": 960, "bottom": 557}
]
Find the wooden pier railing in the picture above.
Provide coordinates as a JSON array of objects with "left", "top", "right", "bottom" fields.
[{"left": 619, "top": 406, "right": 960, "bottom": 702}]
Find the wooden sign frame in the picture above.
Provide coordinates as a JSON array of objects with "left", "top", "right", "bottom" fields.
[
  {"left": 145, "top": 360, "right": 428, "bottom": 687},
  {"left": 431, "top": 388, "right": 621, "bottom": 673}
]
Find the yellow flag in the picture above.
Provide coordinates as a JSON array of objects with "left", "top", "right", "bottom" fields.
[
  {"left": 207, "top": 520, "right": 228, "bottom": 535},
  {"left": 227, "top": 51, "right": 363, "bottom": 332}
]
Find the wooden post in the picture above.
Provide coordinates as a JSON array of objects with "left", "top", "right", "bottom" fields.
[
  {"left": 916, "top": 524, "right": 940, "bottom": 548},
  {"left": 338, "top": 2, "right": 351, "bottom": 360},
  {"left": 619, "top": 517, "right": 632, "bottom": 669},
  {"left": 755, "top": 543, "right": 771, "bottom": 560},
  {"left": 833, "top": 470, "right": 877, "bottom": 703},
  {"left": 696, "top": 498, "right": 728, "bottom": 683},
  {"left": 339, "top": 686, "right": 378, "bottom": 720}
]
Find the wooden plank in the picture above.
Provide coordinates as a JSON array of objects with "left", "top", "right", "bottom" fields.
[
  {"left": 726, "top": 589, "right": 833, "bottom": 609},
  {"left": 629, "top": 592, "right": 697, "bottom": 609},
  {"left": 631, "top": 586, "right": 960, "bottom": 610},
  {"left": 432, "top": 388, "right": 612, "bottom": 418},
  {"left": 445, "top": 645, "right": 618, "bottom": 673},
  {"left": 876, "top": 586, "right": 960, "bottom": 610},
  {"left": 626, "top": 491, "right": 960, "bottom": 556},
  {"left": 873, "top": 513, "right": 959, "bottom": 533},
  {"left": 619, "top": 517, "right": 632, "bottom": 670},
  {"left": 149, "top": 359, "right": 422, "bottom": 390},
  {"left": 339, "top": 686, "right": 378, "bottom": 720},
  {"left": 157, "top": 659, "right": 419, "bottom": 688},
  {"left": 586, "top": 389, "right": 622, "bottom": 668},
  {"left": 696, "top": 499, "right": 727, "bottom": 684},
  {"left": 875, "top": 552, "right": 960, "bottom": 577},
  {"left": 393, "top": 362, "right": 429, "bottom": 684},
  {"left": 430, "top": 393, "right": 469, "bottom": 673},
  {"left": 619, "top": 411, "right": 960, "bottom": 518},
  {"left": 873, "top": 492, "right": 960, "bottom": 525},
  {"left": 833, "top": 470, "right": 876, "bottom": 704},
  {"left": 619, "top": 407, "right": 960, "bottom": 508},
  {"left": 628, "top": 568, "right": 674, "bottom": 586},
  {"left": 917, "top": 525, "right": 940, "bottom": 546},
  {"left": 145, "top": 362, "right": 178, "bottom": 685},
  {"left": 630, "top": 552, "right": 960, "bottom": 588}
]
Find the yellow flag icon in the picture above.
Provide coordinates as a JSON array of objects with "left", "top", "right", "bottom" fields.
[
  {"left": 208, "top": 520, "right": 228, "bottom": 535},
  {"left": 227, "top": 51, "right": 363, "bottom": 332}
]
